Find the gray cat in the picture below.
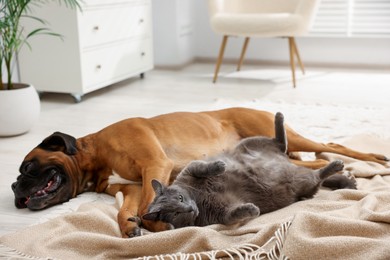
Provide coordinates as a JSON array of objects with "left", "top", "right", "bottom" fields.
[{"left": 143, "top": 112, "right": 356, "bottom": 228}]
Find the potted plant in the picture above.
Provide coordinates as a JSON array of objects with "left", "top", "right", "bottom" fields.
[{"left": 0, "top": 0, "right": 81, "bottom": 136}]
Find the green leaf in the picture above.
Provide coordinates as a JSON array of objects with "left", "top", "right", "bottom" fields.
[{"left": 1, "top": 0, "right": 83, "bottom": 90}]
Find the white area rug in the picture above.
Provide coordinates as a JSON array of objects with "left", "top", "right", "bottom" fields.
[
  {"left": 37, "top": 99, "right": 390, "bottom": 224},
  {"left": 3, "top": 117, "right": 390, "bottom": 260},
  {"left": 212, "top": 99, "right": 390, "bottom": 143}
]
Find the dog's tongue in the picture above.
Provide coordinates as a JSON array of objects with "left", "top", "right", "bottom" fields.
[
  {"left": 46, "top": 175, "right": 61, "bottom": 192},
  {"left": 33, "top": 175, "right": 60, "bottom": 197},
  {"left": 24, "top": 196, "right": 30, "bottom": 205},
  {"left": 32, "top": 180, "right": 52, "bottom": 197}
]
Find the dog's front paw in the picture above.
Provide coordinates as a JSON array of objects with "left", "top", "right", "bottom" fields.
[
  {"left": 126, "top": 217, "right": 143, "bottom": 238},
  {"left": 166, "top": 223, "right": 175, "bottom": 230},
  {"left": 118, "top": 211, "right": 142, "bottom": 238},
  {"left": 142, "top": 219, "right": 173, "bottom": 233}
]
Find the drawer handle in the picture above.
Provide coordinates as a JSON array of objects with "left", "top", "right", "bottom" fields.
[
  {"left": 96, "top": 65, "right": 102, "bottom": 70},
  {"left": 93, "top": 26, "right": 99, "bottom": 31},
  {"left": 141, "top": 52, "right": 145, "bottom": 56},
  {"left": 139, "top": 19, "right": 144, "bottom": 24}
]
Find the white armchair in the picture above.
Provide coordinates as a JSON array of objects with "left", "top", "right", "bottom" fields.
[{"left": 208, "top": 0, "right": 320, "bottom": 87}]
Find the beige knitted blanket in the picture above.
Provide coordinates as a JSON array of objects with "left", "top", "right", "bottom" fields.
[{"left": 1, "top": 134, "right": 390, "bottom": 259}]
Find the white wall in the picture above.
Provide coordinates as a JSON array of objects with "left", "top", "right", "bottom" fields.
[
  {"left": 152, "top": 0, "right": 196, "bottom": 67},
  {"left": 153, "top": 0, "right": 390, "bottom": 68}
]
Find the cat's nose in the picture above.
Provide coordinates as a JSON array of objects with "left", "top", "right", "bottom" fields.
[{"left": 184, "top": 206, "right": 194, "bottom": 213}]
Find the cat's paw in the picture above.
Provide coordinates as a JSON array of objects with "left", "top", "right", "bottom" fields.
[
  {"left": 227, "top": 203, "right": 260, "bottom": 225},
  {"left": 341, "top": 171, "right": 357, "bottom": 189},
  {"left": 209, "top": 160, "right": 226, "bottom": 175},
  {"left": 322, "top": 171, "right": 357, "bottom": 190},
  {"left": 329, "top": 160, "right": 344, "bottom": 173},
  {"left": 321, "top": 160, "right": 344, "bottom": 179}
]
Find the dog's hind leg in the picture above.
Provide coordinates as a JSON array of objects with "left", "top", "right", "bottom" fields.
[
  {"left": 285, "top": 126, "right": 389, "bottom": 167},
  {"left": 289, "top": 158, "right": 330, "bottom": 169}
]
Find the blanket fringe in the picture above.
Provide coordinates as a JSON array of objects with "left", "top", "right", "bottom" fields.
[
  {"left": 0, "top": 220, "right": 292, "bottom": 260},
  {"left": 141, "top": 219, "right": 292, "bottom": 260},
  {"left": 0, "top": 244, "right": 54, "bottom": 260}
]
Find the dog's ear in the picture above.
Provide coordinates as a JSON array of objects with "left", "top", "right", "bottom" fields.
[
  {"left": 151, "top": 179, "right": 164, "bottom": 196},
  {"left": 142, "top": 211, "right": 160, "bottom": 221},
  {"left": 38, "top": 132, "right": 77, "bottom": 155},
  {"left": 274, "top": 112, "right": 288, "bottom": 153}
]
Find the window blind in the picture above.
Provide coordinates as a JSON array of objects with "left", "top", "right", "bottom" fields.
[{"left": 309, "top": 0, "right": 390, "bottom": 38}]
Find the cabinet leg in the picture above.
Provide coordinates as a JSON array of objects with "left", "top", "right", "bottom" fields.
[
  {"left": 37, "top": 91, "right": 44, "bottom": 99},
  {"left": 140, "top": 73, "right": 145, "bottom": 79},
  {"left": 70, "top": 93, "right": 83, "bottom": 103}
]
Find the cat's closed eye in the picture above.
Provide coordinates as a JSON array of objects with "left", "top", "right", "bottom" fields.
[{"left": 178, "top": 195, "right": 184, "bottom": 202}]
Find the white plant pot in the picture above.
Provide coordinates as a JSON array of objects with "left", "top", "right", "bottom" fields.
[{"left": 0, "top": 84, "right": 41, "bottom": 136}]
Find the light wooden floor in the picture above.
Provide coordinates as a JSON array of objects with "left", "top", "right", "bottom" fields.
[{"left": 1, "top": 62, "right": 389, "bottom": 235}]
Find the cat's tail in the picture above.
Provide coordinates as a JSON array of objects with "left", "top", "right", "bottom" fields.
[
  {"left": 274, "top": 112, "right": 287, "bottom": 153},
  {"left": 317, "top": 160, "right": 344, "bottom": 179}
]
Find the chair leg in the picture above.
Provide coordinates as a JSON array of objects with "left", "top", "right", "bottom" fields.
[
  {"left": 291, "top": 37, "right": 305, "bottom": 74},
  {"left": 237, "top": 37, "right": 250, "bottom": 71},
  {"left": 288, "top": 37, "right": 297, "bottom": 88},
  {"left": 213, "top": 35, "right": 229, "bottom": 83}
]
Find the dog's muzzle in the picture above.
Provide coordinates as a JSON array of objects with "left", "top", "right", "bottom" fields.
[{"left": 12, "top": 166, "right": 71, "bottom": 210}]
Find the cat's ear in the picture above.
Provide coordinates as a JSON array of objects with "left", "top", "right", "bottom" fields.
[
  {"left": 151, "top": 179, "right": 164, "bottom": 196},
  {"left": 274, "top": 112, "right": 288, "bottom": 153},
  {"left": 142, "top": 211, "right": 160, "bottom": 221}
]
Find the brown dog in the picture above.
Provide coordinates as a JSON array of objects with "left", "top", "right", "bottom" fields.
[{"left": 11, "top": 107, "right": 388, "bottom": 237}]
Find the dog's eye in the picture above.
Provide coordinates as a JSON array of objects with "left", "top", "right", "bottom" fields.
[
  {"left": 23, "top": 162, "right": 33, "bottom": 173},
  {"left": 50, "top": 168, "right": 58, "bottom": 175},
  {"left": 20, "top": 161, "right": 39, "bottom": 177},
  {"left": 21, "top": 161, "right": 34, "bottom": 175},
  {"left": 178, "top": 195, "right": 183, "bottom": 202}
]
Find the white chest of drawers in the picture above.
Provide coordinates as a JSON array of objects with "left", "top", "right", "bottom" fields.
[{"left": 18, "top": 0, "right": 153, "bottom": 102}]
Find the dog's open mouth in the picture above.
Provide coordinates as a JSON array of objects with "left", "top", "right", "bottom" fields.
[{"left": 17, "top": 174, "right": 63, "bottom": 208}]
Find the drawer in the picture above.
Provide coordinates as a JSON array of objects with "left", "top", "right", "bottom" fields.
[
  {"left": 78, "top": 4, "right": 151, "bottom": 48},
  {"left": 81, "top": 39, "right": 152, "bottom": 89},
  {"left": 82, "top": 0, "right": 149, "bottom": 7}
]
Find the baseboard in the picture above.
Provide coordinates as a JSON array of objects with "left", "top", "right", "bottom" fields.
[
  {"left": 194, "top": 57, "right": 390, "bottom": 71},
  {"left": 154, "top": 59, "right": 196, "bottom": 70}
]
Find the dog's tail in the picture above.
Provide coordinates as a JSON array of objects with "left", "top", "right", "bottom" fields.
[{"left": 115, "top": 192, "right": 124, "bottom": 209}]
